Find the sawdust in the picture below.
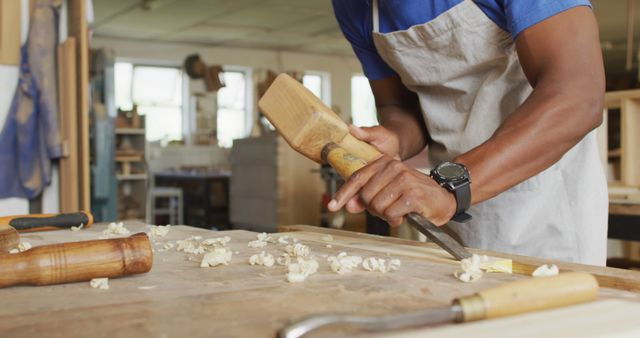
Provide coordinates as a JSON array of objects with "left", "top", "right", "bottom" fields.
[
  {"left": 200, "top": 247, "right": 233, "bottom": 268},
  {"left": 328, "top": 252, "right": 363, "bottom": 274},
  {"left": 532, "top": 264, "right": 559, "bottom": 277},
  {"left": 249, "top": 251, "right": 275, "bottom": 267},
  {"left": 90, "top": 278, "right": 109, "bottom": 290}
]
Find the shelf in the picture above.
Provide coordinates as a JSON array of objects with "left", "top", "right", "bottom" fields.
[
  {"left": 117, "top": 174, "right": 148, "bottom": 181},
  {"left": 116, "top": 128, "right": 145, "bottom": 135}
]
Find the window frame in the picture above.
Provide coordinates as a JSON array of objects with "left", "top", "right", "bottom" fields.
[
  {"left": 302, "top": 70, "right": 332, "bottom": 106},
  {"left": 114, "top": 58, "right": 190, "bottom": 143},
  {"left": 216, "top": 65, "right": 254, "bottom": 147}
]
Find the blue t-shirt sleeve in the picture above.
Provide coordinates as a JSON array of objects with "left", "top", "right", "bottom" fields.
[
  {"left": 503, "top": 0, "right": 592, "bottom": 38},
  {"left": 331, "top": 0, "right": 397, "bottom": 80}
]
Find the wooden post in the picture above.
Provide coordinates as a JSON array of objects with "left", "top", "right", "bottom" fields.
[{"left": 67, "top": 0, "right": 91, "bottom": 211}]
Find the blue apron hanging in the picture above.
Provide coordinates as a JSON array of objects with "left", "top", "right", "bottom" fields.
[{"left": 0, "top": 0, "right": 62, "bottom": 199}]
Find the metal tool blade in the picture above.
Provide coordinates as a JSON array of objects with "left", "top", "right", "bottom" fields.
[
  {"left": 405, "top": 213, "right": 472, "bottom": 260},
  {"left": 279, "top": 304, "right": 462, "bottom": 338}
]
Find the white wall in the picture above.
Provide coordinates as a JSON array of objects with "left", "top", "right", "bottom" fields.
[
  {"left": 0, "top": 0, "right": 62, "bottom": 215},
  {"left": 92, "top": 37, "right": 363, "bottom": 123}
]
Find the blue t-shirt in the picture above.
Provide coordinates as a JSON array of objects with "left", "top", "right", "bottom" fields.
[{"left": 332, "top": 0, "right": 592, "bottom": 80}]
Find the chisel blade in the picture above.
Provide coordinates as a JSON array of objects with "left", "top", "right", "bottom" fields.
[{"left": 405, "top": 213, "right": 472, "bottom": 260}]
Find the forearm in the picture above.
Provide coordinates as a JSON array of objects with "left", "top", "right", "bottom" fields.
[
  {"left": 455, "top": 80, "right": 604, "bottom": 204},
  {"left": 377, "top": 105, "right": 429, "bottom": 160}
]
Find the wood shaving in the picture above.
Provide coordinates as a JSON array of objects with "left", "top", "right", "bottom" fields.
[
  {"left": 276, "top": 253, "right": 291, "bottom": 266},
  {"left": 163, "top": 242, "right": 175, "bottom": 250},
  {"left": 362, "top": 257, "right": 401, "bottom": 273},
  {"left": 138, "top": 285, "right": 157, "bottom": 290},
  {"left": 200, "top": 247, "right": 233, "bottom": 267},
  {"left": 454, "top": 254, "right": 512, "bottom": 283},
  {"left": 90, "top": 278, "right": 109, "bottom": 290},
  {"left": 286, "top": 257, "right": 319, "bottom": 283},
  {"left": 102, "top": 222, "right": 131, "bottom": 237},
  {"left": 201, "top": 236, "right": 231, "bottom": 247},
  {"left": 328, "top": 252, "right": 362, "bottom": 274},
  {"left": 9, "top": 242, "right": 31, "bottom": 254},
  {"left": 532, "top": 264, "right": 559, "bottom": 277},
  {"left": 322, "top": 234, "right": 334, "bottom": 242},
  {"left": 285, "top": 243, "right": 310, "bottom": 258},
  {"left": 176, "top": 236, "right": 205, "bottom": 254},
  {"left": 277, "top": 236, "right": 290, "bottom": 244},
  {"left": 325, "top": 244, "right": 332, "bottom": 249},
  {"left": 149, "top": 225, "right": 171, "bottom": 239},
  {"left": 249, "top": 251, "right": 275, "bottom": 267},
  {"left": 248, "top": 232, "right": 274, "bottom": 248},
  {"left": 70, "top": 223, "right": 84, "bottom": 231}
]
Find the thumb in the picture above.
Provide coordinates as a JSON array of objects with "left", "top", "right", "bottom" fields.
[{"left": 349, "top": 124, "right": 377, "bottom": 143}]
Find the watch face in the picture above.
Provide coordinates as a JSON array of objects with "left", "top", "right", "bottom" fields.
[{"left": 437, "top": 163, "right": 466, "bottom": 179}]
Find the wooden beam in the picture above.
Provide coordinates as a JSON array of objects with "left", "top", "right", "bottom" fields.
[
  {"left": 57, "top": 38, "right": 80, "bottom": 212},
  {"left": 0, "top": 0, "right": 21, "bottom": 65},
  {"left": 67, "top": 0, "right": 90, "bottom": 211}
]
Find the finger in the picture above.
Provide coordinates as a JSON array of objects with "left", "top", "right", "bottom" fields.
[
  {"left": 348, "top": 124, "right": 372, "bottom": 142},
  {"left": 359, "top": 160, "right": 406, "bottom": 207},
  {"left": 384, "top": 195, "right": 419, "bottom": 227},
  {"left": 328, "top": 156, "right": 393, "bottom": 211},
  {"left": 368, "top": 182, "right": 404, "bottom": 221},
  {"left": 345, "top": 196, "right": 366, "bottom": 213}
]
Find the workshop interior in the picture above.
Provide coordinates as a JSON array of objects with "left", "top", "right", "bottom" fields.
[{"left": 1, "top": 0, "right": 640, "bottom": 337}]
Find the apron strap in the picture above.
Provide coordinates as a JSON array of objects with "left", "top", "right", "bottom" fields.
[{"left": 372, "top": 0, "right": 380, "bottom": 33}]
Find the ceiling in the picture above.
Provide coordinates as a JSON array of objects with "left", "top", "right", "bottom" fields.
[{"left": 93, "top": 0, "right": 640, "bottom": 73}]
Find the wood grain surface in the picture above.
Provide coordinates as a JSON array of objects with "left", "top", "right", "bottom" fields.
[{"left": 0, "top": 223, "right": 639, "bottom": 338}]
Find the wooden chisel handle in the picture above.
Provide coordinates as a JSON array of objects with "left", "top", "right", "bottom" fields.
[
  {"left": 0, "top": 211, "right": 94, "bottom": 232},
  {"left": 0, "top": 232, "right": 153, "bottom": 288},
  {"left": 456, "top": 272, "right": 599, "bottom": 322},
  {"left": 321, "top": 142, "right": 370, "bottom": 179}
]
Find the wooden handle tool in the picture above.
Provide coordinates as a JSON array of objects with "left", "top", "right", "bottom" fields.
[
  {"left": 0, "top": 225, "right": 19, "bottom": 252},
  {"left": 0, "top": 232, "right": 152, "bottom": 288},
  {"left": 279, "top": 272, "right": 599, "bottom": 338},
  {"left": 0, "top": 211, "right": 94, "bottom": 232},
  {"left": 259, "top": 74, "right": 472, "bottom": 260}
]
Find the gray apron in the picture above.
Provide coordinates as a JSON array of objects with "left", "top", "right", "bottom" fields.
[{"left": 371, "top": 0, "right": 608, "bottom": 265}]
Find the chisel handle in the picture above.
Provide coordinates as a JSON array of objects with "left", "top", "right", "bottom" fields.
[
  {"left": 321, "top": 142, "right": 370, "bottom": 179},
  {"left": 0, "top": 233, "right": 153, "bottom": 288},
  {"left": 456, "top": 272, "right": 599, "bottom": 322},
  {"left": 0, "top": 211, "right": 94, "bottom": 232}
]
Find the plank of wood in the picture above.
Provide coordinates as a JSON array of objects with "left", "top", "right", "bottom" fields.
[
  {"left": 280, "top": 225, "right": 640, "bottom": 292},
  {"left": 1, "top": 223, "right": 638, "bottom": 338},
  {"left": 57, "top": 38, "right": 80, "bottom": 213},
  {"left": 0, "top": 0, "right": 21, "bottom": 65},
  {"left": 621, "top": 98, "right": 640, "bottom": 187},
  {"left": 67, "top": 0, "right": 91, "bottom": 211}
]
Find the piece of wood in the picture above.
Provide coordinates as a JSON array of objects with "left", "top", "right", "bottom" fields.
[
  {"left": 0, "top": 223, "right": 638, "bottom": 338},
  {"left": 68, "top": 0, "right": 91, "bottom": 211},
  {"left": 279, "top": 225, "right": 640, "bottom": 292},
  {"left": 0, "top": 0, "right": 21, "bottom": 65},
  {"left": 620, "top": 98, "right": 640, "bottom": 187},
  {"left": 0, "top": 225, "right": 18, "bottom": 252},
  {"left": 0, "top": 232, "right": 152, "bottom": 288},
  {"left": 57, "top": 38, "right": 80, "bottom": 212},
  {"left": 258, "top": 73, "right": 380, "bottom": 163}
]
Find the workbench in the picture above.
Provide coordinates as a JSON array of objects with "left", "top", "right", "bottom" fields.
[{"left": 2, "top": 223, "right": 640, "bottom": 338}]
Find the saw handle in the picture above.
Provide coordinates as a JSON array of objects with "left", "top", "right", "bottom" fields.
[
  {"left": 0, "top": 211, "right": 94, "bottom": 232},
  {"left": 456, "top": 272, "right": 599, "bottom": 322},
  {"left": 0, "top": 232, "right": 153, "bottom": 288}
]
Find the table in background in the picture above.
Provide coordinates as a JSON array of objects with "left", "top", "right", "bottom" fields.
[{"left": 154, "top": 170, "right": 230, "bottom": 229}]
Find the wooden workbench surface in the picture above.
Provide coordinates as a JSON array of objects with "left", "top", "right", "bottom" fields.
[{"left": 1, "top": 223, "right": 640, "bottom": 338}]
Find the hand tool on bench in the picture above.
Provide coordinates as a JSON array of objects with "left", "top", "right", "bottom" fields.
[
  {"left": 0, "top": 225, "right": 19, "bottom": 252},
  {"left": 0, "top": 211, "right": 94, "bottom": 232},
  {"left": 279, "top": 272, "right": 599, "bottom": 338},
  {"left": 258, "top": 73, "right": 472, "bottom": 260},
  {"left": 0, "top": 232, "right": 153, "bottom": 288}
]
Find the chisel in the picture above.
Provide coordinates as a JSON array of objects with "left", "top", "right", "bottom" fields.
[
  {"left": 259, "top": 74, "right": 472, "bottom": 260},
  {"left": 0, "top": 211, "right": 94, "bottom": 232},
  {"left": 279, "top": 272, "right": 599, "bottom": 338}
]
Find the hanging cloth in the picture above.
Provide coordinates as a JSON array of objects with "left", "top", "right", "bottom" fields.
[{"left": 0, "top": 0, "right": 63, "bottom": 199}]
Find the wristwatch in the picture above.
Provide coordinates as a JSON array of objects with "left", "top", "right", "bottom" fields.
[{"left": 430, "top": 162, "right": 472, "bottom": 223}]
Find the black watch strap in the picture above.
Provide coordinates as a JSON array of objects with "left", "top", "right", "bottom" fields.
[{"left": 451, "top": 182, "right": 472, "bottom": 223}]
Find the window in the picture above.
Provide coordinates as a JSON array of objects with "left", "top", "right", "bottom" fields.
[
  {"left": 351, "top": 75, "right": 378, "bottom": 127},
  {"left": 303, "top": 72, "right": 331, "bottom": 106},
  {"left": 217, "top": 69, "right": 252, "bottom": 148},
  {"left": 115, "top": 62, "right": 184, "bottom": 143}
]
